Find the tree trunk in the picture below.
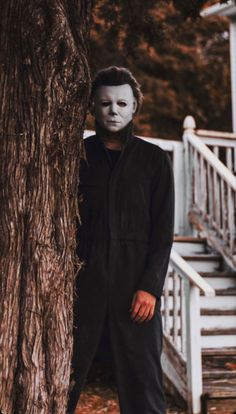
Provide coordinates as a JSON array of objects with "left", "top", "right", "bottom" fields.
[{"left": 0, "top": 1, "right": 91, "bottom": 413}]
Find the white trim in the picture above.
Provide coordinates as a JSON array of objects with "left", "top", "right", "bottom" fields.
[
  {"left": 84, "top": 129, "right": 95, "bottom": 138},
  {"left": 137, "top": 136, "right": 179, "bottom": 151},
  {"left": 197, "top": 136, "right": 236, "bottom": 147},
  {"left": 230, "top": 20, "right": 236, "bottom": 132},
  {"left": 201, "top": 1, "right": 236, "bottom": 18},
  {"left": 196, "top": 129, "right": 236, "bottom": 139}
]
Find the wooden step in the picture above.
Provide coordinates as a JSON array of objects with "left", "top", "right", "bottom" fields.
[
  {"left": 203, "top": 386, "right": 236, "bottom": 400},
  {"left": 202, "top": 347, "right": 236, "bottom": 398},
  {"left": 161, "top": 309, "right": 234, "bottom": 318},
  {"left": 201, "top": 314, "right": 236, "bottom": 330},
  {"left": 202, "top": 347, "right": 236, "bottom": 356},
  {"left": 201, "top": 335, "right": 236, "bottom": 348},
  {"left": 199, "top": 271, "right": 236, "bottom": 278},
  {"left": 202, "top": 348, "right": 236, "bottom": 369},
  {"left": 200, "top": 287, "right": 236, "bottom": 296},
  {"left": 202, "top": 348, "right": 236, "bottom": 398},
  {"left": 182, "top": 254, "right": 222, "bottom": 272},
  {"left": 164, "top": 287, "right": 236, "bottom": 297},
  {"left": 201, "top": 308, "right": 236, "bottom": 316},
  {"left": 182, "top": 254, "right": 221, "bottom": 261},
  {"left": 162, "top": 309, "right": 236, "bottom": 319},
  {"left": 200, "top": 294, "right": 236, "bottom": 310},
  {"left": 203, "top": 370, "right": 236, "bottom": 379},
  {"left": 173, "top": 236, "right": 206, "bottom": 243},
  {"left": 166, "top": 326, "right": 236, "bottom": 337},
  {"left": 173, "top": 237, "right": 207, "bottom": 254},
  {"left": 200, "top": 271, "right": 236, "bottom": 290},
  {"left": 203, "top": 378, "right": 236, "bottom": 398},
  {"left": 201, "top": 327, "right": 236, "bottom": 336},
  {"left": 201, "top": 396, "right": 236, "bottom": 413},
  {"left": 214, "top": 288, "right": 236, "bottom": 296},
  {"left": 173, "top": 243, "right": 206, "bottom": 255}
]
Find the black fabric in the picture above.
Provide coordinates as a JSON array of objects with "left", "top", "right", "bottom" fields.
[
  {"left": 106, "top": 148, "right": 121, "bottom": 168},
  {"left": 68, "top": 130, "right": 175, "bottom": 414}
]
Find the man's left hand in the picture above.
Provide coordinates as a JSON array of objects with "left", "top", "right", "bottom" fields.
[{"left": 130, "top": 290, "right": 156, "bottom": 323}]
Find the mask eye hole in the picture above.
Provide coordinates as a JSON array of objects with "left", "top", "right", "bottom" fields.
[
  {"left": 118, "top": 101, "right": 127, "bottom": 107},
  {"left": 101, "top": 101, "right": 111, "bottom": 107}
]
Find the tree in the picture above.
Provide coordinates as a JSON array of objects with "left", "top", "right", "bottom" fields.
[{"left": 0, "top": 1, "right": 91, "bottom": 413}]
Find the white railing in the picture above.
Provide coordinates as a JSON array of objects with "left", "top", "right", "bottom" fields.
[
  {"left": 196, "top": 129, "right": 236, "bottom": 174},
  {"left": 183, "top": 116, "right": 236, "bottom": 264},
  {"left": 163, "top": 249, "right": 215, "bottom": 414}
]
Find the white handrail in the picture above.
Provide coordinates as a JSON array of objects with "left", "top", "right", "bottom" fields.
[
  {"left": 196, "top": 136, "right": 236, "bottom": 148},
  {"left": 184, "top": 130, "right": 236, "bottom": 190},
  {"left": 138, "top": 136, "right": 179, "bottom": 152},
  {"left": 170, "top": 249, "right": 215, "bottom": 297},
  {"left": 196, "top": 129, "right": 236, "bottom": 140}
]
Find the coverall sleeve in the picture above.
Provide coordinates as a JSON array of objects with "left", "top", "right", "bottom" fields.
[{"left": 137, "top": 150, "right": 175, "bottom": 299}]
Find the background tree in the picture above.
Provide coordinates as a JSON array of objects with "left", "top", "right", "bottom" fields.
[
  {"left": 0, "top": 2, "right": 91, "bottom": 413},
  {"left": 87, "top": 0, "right": 231, "bottom": 139}
]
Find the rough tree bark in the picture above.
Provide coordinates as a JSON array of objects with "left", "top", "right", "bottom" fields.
[{"left": 0, "top": 1, "right": 91, "bottom": 413}]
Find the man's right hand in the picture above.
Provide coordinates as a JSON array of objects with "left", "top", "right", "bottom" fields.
[{"left": 129, "top": 290, "right": 156, "bottom": 323}]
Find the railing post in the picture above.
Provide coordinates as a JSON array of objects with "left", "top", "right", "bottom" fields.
[
  {"left": 185, "top": 283, "right": 202, "bottom": 414},
  {"left": 172, "top": 143, "right": 185, "bottom": 235},
  {"left": 183, "top": 116, "right": 197, "bottom": 236}
]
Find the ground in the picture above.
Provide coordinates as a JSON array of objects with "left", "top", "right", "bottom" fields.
[
  {"left": 76, "top": 384, "right": 186, "bottom": 414},
  {"left": 74, "top": 363, "right": 236, "bottom": 414}
]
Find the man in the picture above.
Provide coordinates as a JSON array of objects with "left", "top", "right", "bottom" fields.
[{"left": 67, "top": 66, "right": 175, "bottom": 414}]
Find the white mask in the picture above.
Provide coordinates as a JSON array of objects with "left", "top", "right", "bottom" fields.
[{"left": 93, "top": 84, "right": 137, "bottom": 132}]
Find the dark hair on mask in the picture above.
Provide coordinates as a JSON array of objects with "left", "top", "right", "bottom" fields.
[{"left": 90, "top": 66, "right": 143, "bottom": 114}]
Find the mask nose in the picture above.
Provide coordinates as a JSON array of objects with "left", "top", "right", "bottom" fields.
[{"left": 109, "top": 103, "right": 118, "bottom": 115}]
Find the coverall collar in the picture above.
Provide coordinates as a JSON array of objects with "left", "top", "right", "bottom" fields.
[{"left": 94, "top": 120, "right": 134, "bottom": 150}]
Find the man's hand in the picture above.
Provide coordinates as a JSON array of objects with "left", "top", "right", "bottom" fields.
[{"left": 130, "top": 290, "right": 156, "bottom": 323}]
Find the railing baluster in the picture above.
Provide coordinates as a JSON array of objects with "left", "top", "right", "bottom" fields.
[
  {"left": 180, "top": 277, "right": 186, "bottom": 355},
  {"left": 226, "top": 147, "right": 233, "bottom": 171},
  {"left": 213, "top": 145, "right": 219, "bottom": 158},
  {"left": 207, "top": 163, "right": 213, "bottom": 225},
  {"left": 234, "top": 145, "right": 236, "bottom": 173},
  {"left": 214, "top": 170, "right": 221, "bottom": 229},
  {"left": 199, "top": 154, "right": 203, "bottom": 211},
  {"left": 227, "top": 185, "right": 235, "bottom": 253},
  {"left": 193, "top": 148, "right": 198, "bottom": 207},
  {"left": 220, "top": 178, "right": 228, "bottom": 242},
  {"left": 200, "top": 155, "right": 207, "bottom": 214},
  {"left": 164, "top": 270, "right": 171, "bottom": 336},
  {"left": 173, "top": 271, "right": 179, "bottom": 346}
]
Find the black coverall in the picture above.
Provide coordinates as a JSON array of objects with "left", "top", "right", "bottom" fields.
[{"left": 68, "top": 127, "right": 175, "bottom": 414}]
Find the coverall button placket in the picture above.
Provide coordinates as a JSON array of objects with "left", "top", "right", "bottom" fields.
[{"left": 103, "top": 137, "right": 133, "bottom": 243}]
